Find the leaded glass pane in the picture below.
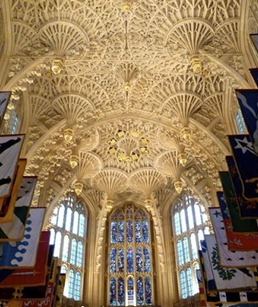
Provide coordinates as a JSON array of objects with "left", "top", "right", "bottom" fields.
[
  {"left": 73, "top": 211, "right": 79, "bottom": 234},
  {"left": 62, "top": 235, "right": 69, "bottom": 262},
  {"left": 177, "top": 240, "right": 184, "bottom": 266},
  {"left": 74, "top": 272, "right": 81, "bottom": 300},
  {"left": 180, "top": 209, "right": 187, "bottom": 233},
  {"left": 76, "top": 241, "right": 83, "bottom": 268},
  {"left": 118, "top": 248, "right": 124, "bottom": 273},
  {"left": 194, "top": 204, "right": 202, "bottom": 226},
  {"left": 142, "top": 220, "right": 149, "bottom": 243},
  {"left": 79, "top": 213, "right": 85, "bottom": 237},
  {"left": 190, "top": 233, "right": 198, "bottom": 260},
  {"left": 135, "top": 220, "right": 141, "bottom": 243},
  {"left": 180, "top": 270, "right": 187, "bottom": 299},
  {"left": 71, "top": 239, "right": 77, "bottom": 265},
  {"left": 174, "top": 212, "right": 181, "bottom": 235},
  {"left": 111, "top": 221, "right": 118, "bottom": 244},
  {"left": 136, "top": 277, "right": 144, "bottom": 305},
  {"left": 117, "top": 277, "right": 125, "bottom": 306},
  {"left": 110, "top": 248, "right": 117, "bottom": 273},
  {"left": 187, "top": 206, "right": 194, "bottom": 229},
  {"left": 126, "top": 220, "right": 133, "bottom": 243},
  {"left": 110, "top": 278, "right": 116, "bottom": 306},
  {"left": 57, "top": 205, "right": 64, "bottom": 227},
  {"left": 127, "top": 277, "right": 134, "bottom": 305},
  {"left": 145, "top": 277, "right": 152, "bottom": 305},
  {"left": 143, "top": 247, "right": 151, "bottom": 273},
  {"left": 118, "top": 219, "right": 124, "bottom": 243},
  {"left": 186, "top": 267, "right": 193, "bottom": 296},
  {"left": 127, "top": 247, "right": 134, "bottom": 273},
  {"left": 183, "top": 237, "right": 190, "bottom": 262},
  {"left": 136, "top": 247, "right": 143, "bottom": 272},
  {"left": 68, "top": 269, "right": 74, "bottom": 298},
  {"left": 54, "top": 231, "right": 62, "bottom": 257},
  {"left": 65, "top": 207, "right": 72, "bottom": 231}
]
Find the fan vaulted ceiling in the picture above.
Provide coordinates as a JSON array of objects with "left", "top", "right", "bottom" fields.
[{"left": 0, "top": 0, "right": 258, "bottom": 213}]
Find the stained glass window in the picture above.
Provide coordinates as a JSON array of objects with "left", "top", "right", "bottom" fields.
[
  {"left": 172, "top": 193, "right": 211, "bottom": 299},
  {"left": 108, "top": 204, "right": 153, "bottom": 306},
  {"left": 49, "top": 194, "right": 87, "bottom": 301}
]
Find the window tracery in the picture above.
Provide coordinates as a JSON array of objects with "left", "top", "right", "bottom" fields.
[
  {"left": 49, "top": 194, "right": 87, "bottom": 301},
  {"left": 172, "top": 194, "right": 210, "bottom": 299},
  {"left": 108, "top": 203, "right": 154, "bottom": 306}
]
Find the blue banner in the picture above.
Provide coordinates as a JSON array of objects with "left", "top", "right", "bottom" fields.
[{"left": 228, "top": 134, "right": 258, "bottom": 201}]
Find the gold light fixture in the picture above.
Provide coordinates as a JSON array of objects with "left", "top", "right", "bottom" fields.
[
  {"left": 64, "top": 128, "right": 74, "bottom": 142},
  {"left": 190, "top": 56, "right": 202, "bottom": 74},
  {"left": 70, "top": 154, "right": 79, "bottom": 168},
  {"left": 174, "top": 180, "right": 183, "bottom": 194},
  {"left": 178, "top": 152, "right": 187, "bottom": 167},
  {"left": 124, "top": 82, "right": 131, "bottom": 91},
  {"left": 181, "top": 126, "right": 191, "bottom": 141},
  {"left": 74, "top": 181, "right": 83, "bottom": 196},
  {"left": 51, "top": 59, "right": 64, "bottom": 75},
  {"left": 122, "top": 1, "right": 132, "bottom": 12}
]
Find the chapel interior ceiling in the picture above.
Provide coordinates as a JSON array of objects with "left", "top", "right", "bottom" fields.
[{"left": 1, "top": 0, "right": 258, "bottom": 210}]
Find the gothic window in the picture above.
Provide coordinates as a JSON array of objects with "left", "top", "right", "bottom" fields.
[
  {"left": 49, "top": 195, "right": 87, "bottom": 301},
  {"left": 172, "top": 194, "right": 210, "bottom": 299},
  {"left": 108, "top": 204, "right": 154, "bottom": 306}
]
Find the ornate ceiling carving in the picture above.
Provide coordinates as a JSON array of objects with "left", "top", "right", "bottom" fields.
[{"left": 0, "top": 0, "right": 257, "bottom": 209}]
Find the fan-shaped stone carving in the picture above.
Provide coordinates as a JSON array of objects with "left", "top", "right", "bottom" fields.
[
  {"left": 13, "top": 22, "right": 37, "bottom": 53},
  {"left": 215, "top": 20, "right": 240, "bottom": 52},
  {"left": 92, "top": 169, "right": 128, "bottom": 199},
  {"left": 203, "top": 93, "right": 226, "bottom": 121},
  {"left": 52, "top": 94, "right": 93, "bottom": 124},
  {"left": 166, "top": 19, "right": 214, "bottom": 54},
  {"left": 115, "top": 62, "right": 139, "bottom": 84},
  {"left": 39, "top": 21, "right": 88, "bottom": 57},
  {"left": 162, "top": 93, "right": 203, "bottom": 126},
  {"left": 154, "top": 151, "right": 182, "bottom": 181},
  {"left": 75, "top": 152, "right": 102, "bottom": 181},
  {"left": 128, "top": 168, "right": 167, "bottom": 199},
  {"left": 30, "top": 95, "right": 51, "bottom": 120}
]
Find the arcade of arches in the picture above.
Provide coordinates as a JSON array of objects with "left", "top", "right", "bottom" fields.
[{"left": 0, "top": 0, "right": 258, "bottom": 306}]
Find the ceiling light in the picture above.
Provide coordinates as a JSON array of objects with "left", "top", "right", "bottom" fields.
[
  {"left": 181, "top": 126, "right": 191, "bottom": 141},
  {"left": 122, "top": 2, "right": 131, "bottom": 12},
  {"left": 174, "top": 180, "right": 183, "bottom": 194},
  {"left": 64, "top": 128, "right": 74, "bottom": 142},
  {"left": 178, "top": 153, "right": 187, "bottom": 167},
  {"left": 51, "top": 59, "right": 64, "bottom": 75},
  {"left": 70, "top": 154, "right": 79, "bottom": 168},
  {"left": 74, "top": 182, "right": 83, "bottom": 196},
  {"left": 190, "top": 56, "right": 202, "bottom": 74},
  {"left": 124, "top": 82, "right": 131, "bottom": 91}
]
